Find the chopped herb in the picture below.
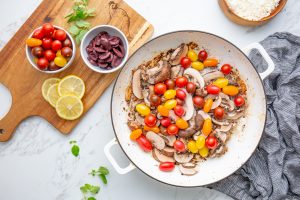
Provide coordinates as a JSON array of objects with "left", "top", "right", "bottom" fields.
[
  {"left": 76, "top": 20, "right": 90, "bottom": 28},
  {"left": 90, "top": 166, "right": 110, "bottom": 185},
  {"left": 80, "top": 183, "right": 100, "bottom": 200},
  {"left": 69, "top": 140, "right": 80, "bottom": 157}
]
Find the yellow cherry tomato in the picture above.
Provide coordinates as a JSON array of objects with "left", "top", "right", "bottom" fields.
[
  {"left": 202, "top": 119, "right": 212, "bottom": 136},
  {"left": 196, "top": 135, "right": 206, "bottom": 149},
  {"left": 164, "top": 89, "right": 176, "bottom": 99},
  {"left": 56, "top": 50, "right": 62, "bottom": 57},
  {"left": 187, "top": 141, "right": 198, "bottom": 153},
  {"left": 54, "top": 56, "right": 67, "bottom": 67},
  {"left": 203, "top": 98, "right": 213, "bottom": 113},
  {"left": 222, "top": 85, "right": 239, "bottom": 96},
  {"left": 175, "top": 118, "right": 189, "bottom": 129},
  {"left": 164, "top": 99, "right": 177, "bottom": 110},
  {"left": 157, "top": 105, "right": 169, "bottom": 117},
  {"left": 187, "top": 50, "right": 198, "bottom": 62},
  {"left": 203, "top": 58, "right": 218, "bottom": 67},
  {"left": 130, "top": 129, "right": 143, "bottom": 140},
  {"left": 144, "top": 125, "right": 160, "bottom": 133},
  {"left": 136, "top": 104, "right": 150, "bottom": 116},
  {"left": 199, "top": 146, "right": 209, "bottom": 158},
  {"left": 213, "top": 78, "right": 229, "bottom": 88},
  {"left": 191, "top": 61, "right": 204, "bottom": 71},
  {"left": 26, "top": 38, "right": 42, "bottom": 47}
]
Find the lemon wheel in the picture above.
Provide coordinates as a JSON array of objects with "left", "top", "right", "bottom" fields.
[
  {"left": 58, "top": 75, "right": 85, "bottom": 99},
  {"left": 42, "top": 78, "right": 60, "bottom": 102},
  {"left": 55, "top": 95, "right": 84, "bottom": 120}
]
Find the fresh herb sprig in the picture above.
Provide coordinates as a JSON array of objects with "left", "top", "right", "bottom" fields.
[
  {"left": 69, "top": 140, "right": 80, "bottom": 157},
  {"left": 89, "top": 166, "right": 110, "bottom": 184},
  {"left": 80, "top": 183, "right": 100, "bottom": 200},
  {"left": 65, "top": 0, "right": 96, "bottom": 44}
]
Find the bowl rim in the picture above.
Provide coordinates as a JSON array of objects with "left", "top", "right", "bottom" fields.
[
  {"left": 221, "top": 0, "right": 287, "bottom": 23},
  {"left": 25, "top": 25, "right": 76, "bottom": 74},
  {"left": 80, "top": 24, "right": 129, "bottom": 74},
  {"left": 110, "top": 30, "right": 267, "bottom": 187}
]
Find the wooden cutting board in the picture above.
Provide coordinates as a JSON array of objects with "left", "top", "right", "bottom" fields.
[{"left": 0, "top": 0, "right": 153, "bottom": 142}]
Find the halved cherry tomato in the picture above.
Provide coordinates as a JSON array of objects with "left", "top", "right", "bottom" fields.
[
  {"left": 167, "top": 124, "right": 179, "bottom": 135},
  {"left": 161, "top": 117, "right": 171, "bottom": 127},
  {"left": 234, "top": 96, "right": 245, "bottom": 107},
  {"left": 180, "top": 57, "right": 191, "bottom": 68},
  {"left": 203, "top": 98, "right": 213, "bottom": 113},
  {"left": 130, "top": 129, "right": 143, "bottom": 140},
  {"left": 173, "top": 140, "right": 186, "bottom": 152},
  {"left": 206, "top": 136, "right": 218, "bottom": 149},
  {"left": 213, "top": 78, "right": 229, "bottom": 88},
  {"left": 203, "top": 58, "right": 218, "bottom": 67},
  {"left": 206, "top": 85, "right": 220, "bottom": 95},
  {"left": 222, "top": 85, "right": 239, "bottom": 96},
  {"left": 165, "top": 79, "right": 175, "bottom": 89},
  {"left": 136, "top": 135, "right": 153, "bottom": 152},
  {"left": 202, "top": 119, "right": 212, "bottom": 136},
  {"left": 42, "top": 23, "right": 55, "bottom": 37},
  {"left": 187, "top": 141, "right": 198, "bottom": 153},
  {"left": 176, "top": 89, "right": 186, "bottom": 100},
  {"left": 159, "top": 162, "right": 175, "bottom": 172},
  {"left": 174, "top": 105, "right": 185, "bottom": 117},
  {"left": 196, "top": 135, "right": 206, "bottom": 149},
  {"left": 175, "top": 77, "right": 188, "bottom": 88},
  {"left": 32, "top": 28, "right": 45, "bottom": 39},
  {"left": 198, "top": 50, "right": 208, "bottom": 62},
  {"left": 144, "top": 125, "right": 160, "bottom": 133},
  {"left": 187, "top": 50, "right": 198, "bottom": 62},
  {"left": 154, "top": 83, "right": 167, "bottom": 95},
  {"left": 193, "top": 96, "right": 205, "bottom": 109},
  {"left": 221, "top": 64, "right": 232, "bottom": 74},
  {"left": 186, "top": 82, "right": 196, "bottom": 94},
  {"left": 136, "top": 104, "right": 150, "bottom": 116},
  {"left": 191, "top": 61, "right": 204, "bottom": 71},
  {"left": 175, "top": 118, "right": 189, "bottom": 129},
  {"left": 199, "top": 146, "right": 209, "bottom": 158},
  {"left": 214, "top": 107, "right": 225, "bottom": 119},
  {"left": 144, "top": 114, "right": 157, "bottom": 127}
]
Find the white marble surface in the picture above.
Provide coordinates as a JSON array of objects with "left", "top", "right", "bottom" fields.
[{"left": 0, "top": 0, "right": 299, "bottom": 199}]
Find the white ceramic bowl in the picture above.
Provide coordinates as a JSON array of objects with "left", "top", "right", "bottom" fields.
[
  {"left": 80, "top": 25, "right": 129, "bottom": 74},
  {"left": 25, "top": 25, "right": 76, "bottom": 74}
]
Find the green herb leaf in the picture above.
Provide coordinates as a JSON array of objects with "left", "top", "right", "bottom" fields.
[
  {"left": 87, "top": 197, "right": 96, "bottom": 200},
  {"left": 86, "top": 8, "right": 96, "bottom": 17},
  {"left": 80, "top": 184, "right": 90, "bottom": 193},
  {"left": 89, "top": 185, "right": 100, "bottom": 194},
  {"left": 99, "top": 174, "right": 107, "bottom": 185},
  {"left": 76, "top": 20, "right": 90, "bottom": 28},
  {"left": 75, "top": 30, "right": 88, "bottom": 44},
  {"left": 71, "top": 145, "right": 80, "bottom": 157},
  {"left": 98, "top": 166, "right": 109, "bottom": 175},
  {"left": 69, "top": 25, "right": 80, "bottom": 36},
  {"left": 69, "top": 140, "right": 77, "bottom": 144}
]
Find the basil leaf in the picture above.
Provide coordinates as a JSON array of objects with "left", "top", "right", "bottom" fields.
[
  {"left": 80, "top": 184, "right": 89, "bottom": 193},
  {"left": 99, "top": 174, "right": 107, "bottom": 185},
  {"left": 76, "top": 30, "right": 88, "bottom": 44},
  {"left": 89, "top": 185, "right": 100, "bottom": 194},
  {"left": 76, "top": 20, "right": 90, "bottom": 28},
  {"left": 86, "top": 8, "right": 96, "bottom": 17},
  {"left": 87, "top": 197, "right": 96, "bottom": 200},
  {"left": 71, "top": 145, "right": 80, "bottom": 157},
  {"left": 98, "top": 166, "right": 109, "bottom": 175},
  {"left": 69, "top": 25, "right": 80, "bottom": 36}
]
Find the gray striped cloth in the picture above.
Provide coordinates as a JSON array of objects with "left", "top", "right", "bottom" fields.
[{"left": 211, "top": 32, "right": 300, "bottom": 200}]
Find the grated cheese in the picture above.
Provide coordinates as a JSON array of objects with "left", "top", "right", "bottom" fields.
[{"left": 225, "top": 0, "right": 280, "bottom": 21}]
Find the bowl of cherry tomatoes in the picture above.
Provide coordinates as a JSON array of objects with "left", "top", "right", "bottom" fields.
[{"left": 26, "top": 23, "right": 76, "bottom": 73}]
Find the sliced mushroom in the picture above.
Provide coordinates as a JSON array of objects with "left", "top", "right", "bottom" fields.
[
  {"left": 195, "top": 88, "right": 208, "bottom": 97},
  {"left": 195, "top": 113, "right": 204, "bottom": 130},
  {"left": 179, "top": 164, "right": 198, "bottom": 176},
  {"left": 182, "top": 163, "right": 197, "bottom": 168},
  {"left": 135, "top": 112, "right": 145, "bottom": 125},
  {"left": 160, "top": 134, "right": 176, "bottom": 146},
  {"left": 147, "top": 61, "right": 171, "bottom": 84},
  {"left": 184, "top": 68, "right": 205, "bottom": 89},
  {"left": 216, "top": 123, "right": 233, "bottom": 132},
  {"left": 211, "top": 95, "right": 222, "bottom": 109},
  {"left": 161, "top": 146, "right": 176, "bottom": 157},
  {"left": 193, "top": 131, "right": 201, "bottom": 140},
  {"left": 152, "top": 148, "right": 175, "bottom": 163},
  {"left": 159, "top": 126, "right": 168, "bottom": 135},
  {"left": 146, "top": 131, "right": 165, "bottom": 150},
  {"left": 127, "top": 120, "right": 141, "bottom": 130},
  {"left": 215, "top": 131, "right": 227, "bottom": 143},
  {"left": 226, "top": 110, "right": 245, "bottom": 120},
  {"left": 197, "top": 110, "right": 211, "bottom": 120},
  {"left": 169, "top": 43, "right": 188, "bottom": 65},
  {"left": 125, "top": 85, "right": 132, "bottom": 101},
  {"left": 183, "top": 93, "right": 194, "bottom": 121},
  {"left": 169, "top": 110, "right": 179, "bottom": 122},
  {"left": 132, "top": 69, "right": 143, "bottom": 99},
  {"left": 178, "top": 128, "right": 195, "bottom": 138},
  {"left": 212, "top": 118, "right": 230, "bottom": 126},
  {"left": 174, "top": 153, "right": 194, "bottom": 163},
  {"left": 203, "top": 71, "right": 224, "bottom": 82},
  {"left": 170, "top": 65, "right": 182, "bottom": 79},
  {"left": 219, "top": 93, "right": 235, "bottom": 111},
  {"left": 142, "top": 89, "right": 151, "bottom": 107}
]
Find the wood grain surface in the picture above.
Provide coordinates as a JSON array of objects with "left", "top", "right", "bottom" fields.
[{"left": 0, "top": 0, "right": 153, "bottom": 142}]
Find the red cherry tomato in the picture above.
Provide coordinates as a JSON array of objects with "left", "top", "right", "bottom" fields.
[
  {"left": 51, "top": 40, "right": 62, "bottom": 51},
  {"left": 221, "top": 64, "right": 232, "bottom": 75},
  {"left": 44, "top": 50, "right": 56, "bottom": 61},
  {"left": 37, "top": 58, "right": 49, "bottom": 70},
  {"left": 206, "top": 85, "right": 220, "bottom": 95},
  {"left": 161, "top": 117, "right": 171, "bottom": 127},
  {"left": 144, "top": 114, "right": 157, "bottom": 127},
  {"left": 214, "top": 107, "right": 225, "bottom": 119},
  {"left": 186, "top": 82, "right": 196, "bottom": 94},
  {"left": 174, "top": 105, "right": 185, "bottom": 117},
  {"left": 206, "top": 136, "right": 218, "bottom": 149},
  {"left": 154, "top": 83, "right": 167, "bottom": 95},
  {"left": 42, "top": 37, "right": 53, "bottom": 49},
  {"left": 176, "top": 98, "right": 184, "bottom": 106},
  {"left": 180, "top": 57, "right": 191, "bottom": 68},
  {"left": 175, "top": 77, "right": 188, "bottom": 88},
  {"left": 54, "top": 29, "right": 67, "bottom": 41},
  {"left": 167, "top": 124, "right": 179, "bottom": 135},
  {"left": 165, "top": 79, "right": 175, "bottom": 89},
  {"left": 234, "top": 96, "right": 245, "bottom": 107},
  {"left": 176, "top": 89, "right": 186, "bottom": 100},
  {"left": 32, "top": 28, "right": 45, "bottom": 39},
  {"left": 159, "top": 162, "right": 175, "bottom": 172},
  {"left": 198, "top": 50, "right": 208, "bottom": 62},
  {"left": 193, "top": 96, "right": 204, "bottom": 108},
  {"left": 173, "top": 140, "right": 186, "bottom": 152},
  {"left": 42, "top": 23, "right": 55, "bottom": 37},
  {"left": 136, "top": 135, "right": 153, "bottom": 152}
]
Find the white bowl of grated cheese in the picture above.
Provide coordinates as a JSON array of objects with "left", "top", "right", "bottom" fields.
[{"left": 219, "top": 0, "right": 287, "bottom": 26}]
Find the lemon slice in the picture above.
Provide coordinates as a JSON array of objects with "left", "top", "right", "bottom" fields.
[
  {"left": 58, "top": 75, "right": 85, "bottom": 99},
  {"left": 42, "top": 78, "right": 61, "bottom": 102},
  {"left": 47, "top": 83, "right": 60, "bottom": 107},
  {"left": 56, "top": 95, "right": 83, "bottom": 120}
]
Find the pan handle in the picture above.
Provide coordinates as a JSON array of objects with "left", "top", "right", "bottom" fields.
[
  {"left": 243, "top": 43, "right": 275, "bottom": 80},
  {"left": 104, "top": 138, "right": 136, "bottom": 174}
]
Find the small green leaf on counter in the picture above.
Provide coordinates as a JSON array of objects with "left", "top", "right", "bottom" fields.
[
  {"left": 99, "top": 174, "right": 107, "bottom": 185},
  {"left": 87, "top": 197, "right": 96, "bottom": 200},
  {"left": 80, "top": 183, "right": 100, "bottom": 194},
  {"left": 89, "top": 166, "right": 109, "bottom": 185},
  {"left": 69, "top": 25, "right": 80, "bottom": 35},
  {"left": 98, "top": 166, "right": 109, "bottom": 175},
  {"left": 69, "top": 140, "right": 77, "bottom": 144},
  {"left": 71, "top": 145, "right": 80, "bottom": 157}
]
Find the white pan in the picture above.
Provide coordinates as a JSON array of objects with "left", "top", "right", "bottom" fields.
[{"left": 105, "top": 31, "right": 274, "bottom": 187}]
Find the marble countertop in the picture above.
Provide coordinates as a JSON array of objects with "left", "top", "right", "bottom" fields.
[{"left": 0, "top": 0, "right": 299, "bottom": 199}]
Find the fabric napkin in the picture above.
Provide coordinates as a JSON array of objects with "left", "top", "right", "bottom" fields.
[{"left": 211, "top": 32, "right": 300, "bottom": 200}]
